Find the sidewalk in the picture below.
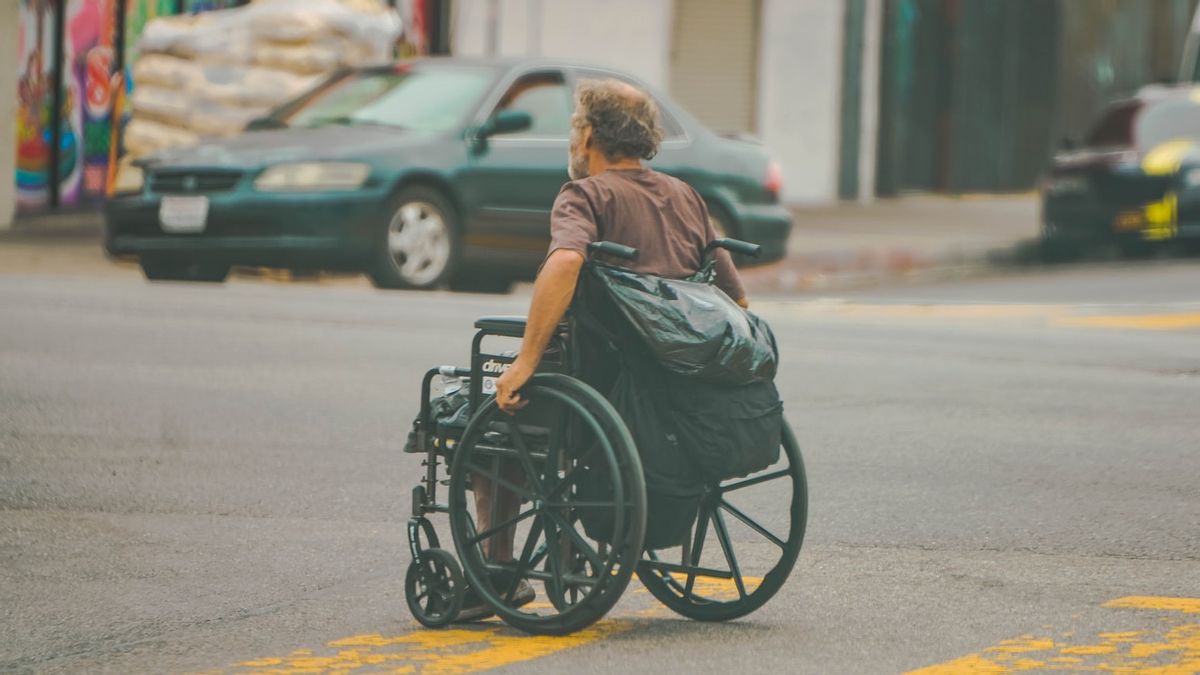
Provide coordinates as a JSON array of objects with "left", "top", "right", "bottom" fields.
[
  {"left": 740, "top": 193, "right": 1040, "bottom": 293},
  {"left": 0, "top": 194, "right": 1042, "bottom": 290},
  {"left": 0, "top": 209, "right": 130, "bottom": 278}
]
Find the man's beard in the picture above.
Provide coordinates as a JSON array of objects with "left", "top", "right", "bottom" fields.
[{"left": 567, "top": 135, "right": 589, "bottom": 180}]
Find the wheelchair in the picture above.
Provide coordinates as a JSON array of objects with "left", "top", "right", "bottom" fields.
[{"left": 403, "top": 239, "right": 808, "bottom": 636}]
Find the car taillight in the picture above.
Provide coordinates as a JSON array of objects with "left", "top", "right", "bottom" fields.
[{"left": 765, "top": 160, "right": 783, "bottom": 200}]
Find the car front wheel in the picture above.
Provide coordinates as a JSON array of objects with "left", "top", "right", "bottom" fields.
[{"left": 369, "top": 186, "right": 458, "bottom": 290}]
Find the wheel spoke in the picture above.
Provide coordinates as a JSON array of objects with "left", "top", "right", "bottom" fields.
[
  {"left": 720, "top": 499, "right": 785, "bottom": 548},
  {"left": 504, "top": 514, "right": 545, "bottom": 604},
  {"left": 464, "top": 461, "right": 535, "bottom": 501},
  {"left": 545, "top": 510, "right": 604, "bottom": 572},
  {"left": 546, "top": 445, "right": 598, "bottom": 500},
  {"left": 467, "top": 506, "right": 538, "bottom": 547},
  {"left": 544, "top": 410, "right": 567, "bottom": 494},
  {"left": 497, "top": 418, "right": 544, "bottom": 495},
  {"left": 685, "top": 507, "right": 710, "bottom": 595},
  {"left": 712, "top": 508, "right": 748, "bottom": 599},
  {"left": 542, "top": 514, "right": 566, "bottom": 604},
  {"left": 544, "top": 500, "right": 620, "bottom": 509},
  {"left": 721, "top": 469, "right": 790, "bottom": 494}
]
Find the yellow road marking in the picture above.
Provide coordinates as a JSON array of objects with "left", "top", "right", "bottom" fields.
[
  {"left": 906, "top": 596, "right": 1200, "bottom": 674},
  {"left": 222, "top": 576, "right": 762, "bottom": 674},
  {"left": 767, "top": 302, "right": 1200, "bottom": 332},
  {"left": 1106, "top": 596, "right": 1200, "bottom": 614},
  {"left": 773, "top": 303, "right": 1071, "bottom": 320},
  {"left": 231, "top": 622, "right": 630, "bottom": 675},
  {"left": 1057, "top": 313, "right": 1200, "bottom": 331}
]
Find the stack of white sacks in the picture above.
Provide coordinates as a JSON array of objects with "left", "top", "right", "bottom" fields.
[{"left": 125, "top": 0, "right": 402, "bottom": 156}]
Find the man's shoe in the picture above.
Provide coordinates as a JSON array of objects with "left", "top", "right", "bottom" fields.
[
  {"left": 489, "top": 570, "right": 537, "bottom": 608},
  {"left": 505, "top": 579, "right": 536, "bottom": 608},
  {"left": 454, "top": 584, "right": 495, "bottom": 622},
  {"left": 452, "top": 578, "right": 536, "bottom": 623}
]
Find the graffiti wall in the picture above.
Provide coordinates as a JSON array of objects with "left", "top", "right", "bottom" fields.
[
  {"left": 123, "top": 0, "right": 175, "bottom": 69},
  {"left": 64, "top": 0, "right": 119, "bottom": 204},
  {"left": 15, "top": 0, "right": 59, "bottom": 209}
]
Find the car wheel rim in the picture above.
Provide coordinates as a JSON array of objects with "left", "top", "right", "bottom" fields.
[{"left": 387, "top": 201, "right": 451, "bottom": 286}]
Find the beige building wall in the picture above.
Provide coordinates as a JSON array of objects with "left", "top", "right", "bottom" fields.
[
  {"left": 756, "top": 0, "right": 844, "bottom": 204},
  {"left": 453, "top": 0, "right": 675, "bottom": 91},
  {"left": 1, "top": 0, "right": 18, "bottom": 229},
  {"left": 454, "top": 0, "right": 847, "bottom": 204}
]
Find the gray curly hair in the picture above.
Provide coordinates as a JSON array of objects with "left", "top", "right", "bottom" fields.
[{"left": 574, "top": 79, "right": 664, "bottom": 161}]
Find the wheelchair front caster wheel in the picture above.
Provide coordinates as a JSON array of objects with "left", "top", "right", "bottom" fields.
[{"left": 405, "top": 548, "right": 465, "bottom": 628}]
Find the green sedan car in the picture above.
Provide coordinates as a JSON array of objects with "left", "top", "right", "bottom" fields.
[{"left": 105, "top": 58, "right": 791, "bottom": 291}]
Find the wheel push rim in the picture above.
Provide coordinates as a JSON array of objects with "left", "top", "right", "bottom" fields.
[
  {"left": 640, "top": 427, "right": 807, "bottom": 612},
  {"left": 449, "top": 383, "right": 643, "bottom": 628}
]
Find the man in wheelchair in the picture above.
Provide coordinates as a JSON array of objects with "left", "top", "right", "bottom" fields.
[{"left": 462, "top": 79, "right": 751, "bottom": 619}]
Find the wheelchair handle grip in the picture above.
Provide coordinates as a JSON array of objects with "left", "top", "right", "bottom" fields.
[
  {"left": 587, "top": 241, "right": 640, "bottom": 261},
  {"left": 705, "top": 237, "right": 762, "bottom": 258}
]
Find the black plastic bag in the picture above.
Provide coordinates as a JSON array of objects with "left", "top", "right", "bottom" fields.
[
  {"left": 586, "top": 263, "right": 778, "bottom": 385},
  {"left": 667, "top": 375, "right": 783, "bottom": 482}
]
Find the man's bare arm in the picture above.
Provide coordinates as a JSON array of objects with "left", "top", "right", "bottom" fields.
[
  {"left": 518, "top": 249, "right": 585, "bottom": 364},
  {"left": 493, "top": 248, "right": 585, "bottom": 412}
]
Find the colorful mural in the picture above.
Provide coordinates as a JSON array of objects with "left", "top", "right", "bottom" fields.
[
  {"left": 15, "top": 0, "right": 62, "bottom": 209},
  {"left": 123, "top": 0, "right": 175, "bottom": 69},
  {"left": 184, "top": 0, "right": 243, "bottom": 13},
  {"left": 64, "top": 0, "right": 118, "bottom": 204}
]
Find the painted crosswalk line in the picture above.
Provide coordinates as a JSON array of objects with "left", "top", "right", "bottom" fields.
[
  {"left": 220, "top": 577, "right": 757, "bottom": 674},
  {"left": 907, "top": 596, "right": 1200, "bottom": 674},
  {"left": 760, "top": 301, "right": 1200, "bottom": 331}
]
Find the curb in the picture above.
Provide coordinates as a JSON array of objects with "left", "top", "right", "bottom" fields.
[{"left": 740, "top": 248, "right": 1009, "bottom": 294}]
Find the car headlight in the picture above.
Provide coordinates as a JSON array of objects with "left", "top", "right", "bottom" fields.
[
  {"left": 112, "top": 162, "right": 144, "bottom": 195},
  {"left": 254, "top": 162, "right": 370, "bottom": 192},
  {"left": 1183, "top": 167, "right": 1200, "bottom": 188}
]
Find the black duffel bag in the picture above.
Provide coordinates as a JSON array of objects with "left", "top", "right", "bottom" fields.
[{"left": 667, "top": 375, "right": 783, "bottom": 482}]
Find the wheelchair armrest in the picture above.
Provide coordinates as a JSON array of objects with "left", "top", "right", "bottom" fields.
[{"left": 474, "top": 315, "right": 527, "bottom": 337}]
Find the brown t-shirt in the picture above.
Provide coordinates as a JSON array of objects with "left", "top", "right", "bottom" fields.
[{"left": 548, "top": 168, "right": 746, "bottom": 301}]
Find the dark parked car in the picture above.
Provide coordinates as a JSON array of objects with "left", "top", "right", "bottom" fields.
[
  {"left": 105, "top": 58, "right": 791, "bottom": 290},
  {"left": 1041, "top": 85, "right": 1200, "bottom": 255}
]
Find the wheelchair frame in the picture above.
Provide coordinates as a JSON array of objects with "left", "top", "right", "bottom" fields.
[{"left": 402, "top": 239, "right": 808, "bottom": 635}]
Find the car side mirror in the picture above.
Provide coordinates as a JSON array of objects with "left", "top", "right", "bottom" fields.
[{"left": 479, "top": 110, "right": 533, "bottom": 139}]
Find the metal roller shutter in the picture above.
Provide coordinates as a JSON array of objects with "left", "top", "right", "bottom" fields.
[{"left": 669, "top": 0, "right": 760, "bottom": 134}]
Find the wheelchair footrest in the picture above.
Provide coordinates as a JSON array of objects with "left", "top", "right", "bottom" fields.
[{"left": 639, "top": 559, "right": 735, "bottom": 580}]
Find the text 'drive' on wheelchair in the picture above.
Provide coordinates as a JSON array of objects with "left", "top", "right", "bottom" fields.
[{"left": 403, "top": 239, "right": 808, "bottom": 636}]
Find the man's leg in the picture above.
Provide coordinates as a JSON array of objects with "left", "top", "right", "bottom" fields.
[{"left": 471, "top": 459, "right": 525, "bottom": 560}]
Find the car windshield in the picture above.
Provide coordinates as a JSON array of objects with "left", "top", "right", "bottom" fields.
[
  {"left": 286, "top": 66, "right": 493, "bottom": 132},
  {"left": 1083, "top": 100, "right": 1140, "bottom": 148},
  {"left": 1135, "top": 97, "right": 1200, "bottom": 151}
]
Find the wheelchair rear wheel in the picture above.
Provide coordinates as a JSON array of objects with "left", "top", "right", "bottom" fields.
[
  {"left": 637, "top": 421, "right": 807, "bottom": 622},
  {"left": 448, "top": 374, "right": 647, "bottom": 635}
]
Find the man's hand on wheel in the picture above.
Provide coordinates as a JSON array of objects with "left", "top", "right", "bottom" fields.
[{"left": 495, "top": 357, "right": 535, "bottom": 414}]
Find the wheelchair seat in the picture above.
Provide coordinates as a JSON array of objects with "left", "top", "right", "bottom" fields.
[{"left": 474, "top": 315, "right": 527, "bottom": 337}]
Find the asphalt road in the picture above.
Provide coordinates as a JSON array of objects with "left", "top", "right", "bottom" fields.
[{"left": 2, "top": 261, "right": 1199, "bottom": 674}]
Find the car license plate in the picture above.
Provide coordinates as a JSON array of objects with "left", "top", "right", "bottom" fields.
[
  {"left": 159, "top": 196, "right": 209, "bottom": 233},
  {"left": 1114, "top": 210, "right": 1145, "bottom": 231}
]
